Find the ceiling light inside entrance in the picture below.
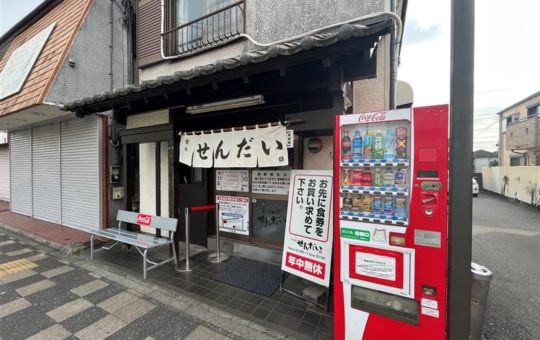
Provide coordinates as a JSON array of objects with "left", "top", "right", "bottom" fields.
[{"left": 186, "top": 95, "right": 264, "bottom": 114}]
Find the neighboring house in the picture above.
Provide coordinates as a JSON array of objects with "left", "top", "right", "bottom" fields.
[
  {"left": 473, "top": 149, "right": 497, "bottom": 173},
  {"left": 0, "top": 0, "right": 130, "bottom": 229},
  {"left": 62, "top": 1, "right": 408, "bottom": 259},
  {"left": 0, "top": 130, "right": 8, "bottom": 202},
  {"left": 497, "top": 91, "right": 540, "bottom": 166}
]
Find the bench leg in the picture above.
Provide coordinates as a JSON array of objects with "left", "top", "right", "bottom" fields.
[
  {"left": 143, "top": 249, "right": 148, "bottom": 280},
  {"left": 90, "top": 234, "right": 95, "bottom": 260},
  {"left": 171, "top": 241, "right": 177, "bottom": 265}
]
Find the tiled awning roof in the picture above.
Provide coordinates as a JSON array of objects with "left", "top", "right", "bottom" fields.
[{"left": 61, "top": 19, "right": 392, "bottom": 113}]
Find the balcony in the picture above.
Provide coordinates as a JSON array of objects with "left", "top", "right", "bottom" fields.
[
  {"left": 161, "top": 1, "right": 244, "bottom": 57},
  {"left": 506, "top": 114, "right": 540, "bottom": 150}
]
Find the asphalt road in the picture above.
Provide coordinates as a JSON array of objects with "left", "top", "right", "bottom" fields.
[{"left": 472, "top": 192, "right": 540, "bottom": 340}]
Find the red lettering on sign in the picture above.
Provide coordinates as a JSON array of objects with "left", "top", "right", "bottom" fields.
[
  {"left": 137, "top": 214, "right": 152, "bottom": 226},
  {"left": 285, "top": 252, "right": 326, "bottom": 280},
  {"left": 358, "top": 111, "right": 387, "bottom": 123}
]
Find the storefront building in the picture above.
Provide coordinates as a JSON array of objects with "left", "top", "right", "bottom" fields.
[
  {"left": 0, "top": 0, "right": 130, "bottom": 228},
  {"left": 63, "top": 1, "right": 407, "bottom": 262}
]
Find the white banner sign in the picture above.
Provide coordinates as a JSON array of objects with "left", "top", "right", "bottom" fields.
[
  {"left": 212, "top": 130, "right": 234, "bottom": 168},
  {"left": 216, "top": 195, "right": 250, "bottom": 235},
  {"left": 257, "top": 124, "right": 288, "bottom": 167},
  {"left": 216, "top": 170, "right": 249, "bottom": 192},
  {"left": 179, "top": 125, "right": 288, "bottom": 168},
  {"left": 281, "top": 170, "right": 333, "bottom": 287},
  {"left": 179, "top": 134, "right": 194, "bottom": 166},
  {"left": 192, "top": 133, "right": 213, "bottom": 168}
]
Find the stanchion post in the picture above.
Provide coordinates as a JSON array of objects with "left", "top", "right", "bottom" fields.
[
  {"left": 208, "top": 203, "right": 229, "bottom": 263},
  {"left": 176, "top": 207, "right": 198, "bottom": 272}
]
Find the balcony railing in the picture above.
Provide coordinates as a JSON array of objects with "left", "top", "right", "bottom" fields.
[
  {"left": 162, "top": 1, "right": 245, "bottom": 57},
  {"left": 507, "top": 113, "right": 540, "bottom": 127}
]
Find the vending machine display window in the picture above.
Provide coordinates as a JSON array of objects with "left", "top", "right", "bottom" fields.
[{"left": 339, "top": 121, "right": 411, "bottom": 226}]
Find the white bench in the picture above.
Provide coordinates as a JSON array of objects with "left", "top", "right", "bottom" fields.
[{"left": 88, "top": 210, "right": 178, "bottom": 279}]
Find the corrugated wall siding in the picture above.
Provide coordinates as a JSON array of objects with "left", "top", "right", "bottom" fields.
[
  {"left": 9, "top": 130, "right": 32, "bottom": 215},
  {"left": 32, "top": 124, "right": 61, "bottom": 223},
  {"left": 482, "top": 166, "right": 540, "bottom": 204}
]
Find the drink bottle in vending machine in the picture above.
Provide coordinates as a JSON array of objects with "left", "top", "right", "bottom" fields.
[{"left": 334, "top": 106, "right": 450, "bottom": 340}]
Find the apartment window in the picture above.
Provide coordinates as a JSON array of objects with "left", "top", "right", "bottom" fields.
[
  {"left": 163, "top": 0, "right": 244, "bottom": 56},
  {"left": 510, "top": 157, "right": 522, "bottom": 166},
  {"left": 527, "top": 104, "right": 540, "bottom": 117},
  {"left": 503, "top": 113, "right": 519, "bottom": 132}
]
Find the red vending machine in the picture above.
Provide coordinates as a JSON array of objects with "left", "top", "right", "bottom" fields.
[{"left": 333, "top": 105, "right": 449, "bottom": 340}]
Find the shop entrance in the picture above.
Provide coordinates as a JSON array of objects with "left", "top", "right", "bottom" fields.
[{"left": 178, "top": 163, "right": 211, "bottom": 247}]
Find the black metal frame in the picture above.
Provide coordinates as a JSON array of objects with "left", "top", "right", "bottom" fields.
[{"left": 162, "top": 0, "right": 245, "bottom": 57}]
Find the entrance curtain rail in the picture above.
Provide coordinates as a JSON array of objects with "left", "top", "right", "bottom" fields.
[{"left": 178, "top": 119, "right": 303, "bottom": 136}]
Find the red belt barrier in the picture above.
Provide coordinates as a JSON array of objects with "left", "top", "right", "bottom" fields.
[{"left": 190, "top": 205, "right": 216, "bottom": 212}]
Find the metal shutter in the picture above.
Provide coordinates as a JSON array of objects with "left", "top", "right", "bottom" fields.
[
  {"left": 0, "top": 145, "right": 9, "bottom": 201},
  {"left": 9, "top": 130, "right": 32, "bottom": 215},
  {"left": 61, "top": 116, "right": 100, "bottom": 229},
  {"left": 32, "top": 124, "right": 61, "bottom": 223}
]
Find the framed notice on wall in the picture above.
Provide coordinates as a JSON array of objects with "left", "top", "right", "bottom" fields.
[
  {"left": 281, "top": 170, "right": 333, "bottom": 287},
  {"left": 216, "top": 195, "right": 250, "bottom": 236},
  {"left": 215, "top": 170, "right": 249, "bottom": 192},
  {"left": 252, "top": 170, "right": 291, "bottom": 195}
]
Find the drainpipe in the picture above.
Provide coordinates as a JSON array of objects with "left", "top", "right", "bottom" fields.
[
  {"left": 389, "top": 0, "right": 397, "bottom": 109},
  {"left": 109, "top": 0, "right": 114, "bottom": 91}
]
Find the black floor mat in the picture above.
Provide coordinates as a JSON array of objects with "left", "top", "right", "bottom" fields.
[{"left": 210, "top": 257, "right": 281, "bottom": 297}]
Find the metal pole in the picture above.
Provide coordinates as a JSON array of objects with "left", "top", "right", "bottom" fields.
[
  {"left": 215, "top": 203, "right": 221, "bottom": 261},
  {"left": 208, "top": 203, "right": 229, "bottom": 263},
  {"left": 176, "top": 207, "right": 197, "bottom": 272},
  {"left": 448, "top": 0, "right": 475, "bottom": 339}
]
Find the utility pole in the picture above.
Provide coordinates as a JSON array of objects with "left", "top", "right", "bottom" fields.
[{"left": 448, "top": 0, "right": 475, "bottom": 339}]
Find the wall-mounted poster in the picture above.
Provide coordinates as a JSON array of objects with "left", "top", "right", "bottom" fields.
[
  {"left": 216, "top": 170, "right": 249, "bottom": 192},
  {"left": 281, "top": 170, "right": 333, "bottom": 287},
  {"left": 216, "top": 195, "right": 250, "bottom": 235},
  {"left": 252, "top": 170, "right": 291, "bottom": 195}
]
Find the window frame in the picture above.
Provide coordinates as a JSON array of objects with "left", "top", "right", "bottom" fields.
[{"left": 163, "top": 0, "right": 245, "bottom": 57}]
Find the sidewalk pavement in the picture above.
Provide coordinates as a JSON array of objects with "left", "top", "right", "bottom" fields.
[{"left": 0, "top": 225, "right": 291, "bottom": 340}]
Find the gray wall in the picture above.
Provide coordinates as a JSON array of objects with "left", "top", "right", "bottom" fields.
[
  {"left": 140, "top": 0, "right": 388, "bottom": 81},
  {"left": 44, "top": 0, "right": 129, "bottom": 228},
  {"left": 245, "top": 0, "right": 385, "bottom": 43},
  {"left": 45, "top": 0, "right": 129, "bottom": 104}
]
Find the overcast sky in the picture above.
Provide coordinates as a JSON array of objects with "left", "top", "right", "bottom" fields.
[
  {"left": 1, "top": 0, "right": 539, "bottom": 151},
  {"left": 399, "top": 0, "right": 540, "bottom": 151}
]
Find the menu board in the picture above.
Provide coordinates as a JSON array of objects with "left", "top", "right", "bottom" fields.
[
  {"left": 216, "top": 170, "right": 249, "bottom": 192},
  {"left": 252, "top": 170, "right": 291, "bottom": 195},
  {"left": 282, "top": 170, "right": 333, "bottom": 287}
]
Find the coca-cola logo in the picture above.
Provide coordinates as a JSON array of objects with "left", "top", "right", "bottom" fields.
[
  {"left": 136, "top": 214, "right": 152, "bottom": 226},
  {"left": 358, "top": 111, "right": 387, "bottom": 123}
]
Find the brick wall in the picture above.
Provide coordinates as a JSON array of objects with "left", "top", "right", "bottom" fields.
[{"left": 506, "top": 116, "right": 539, "bottom": 150}]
